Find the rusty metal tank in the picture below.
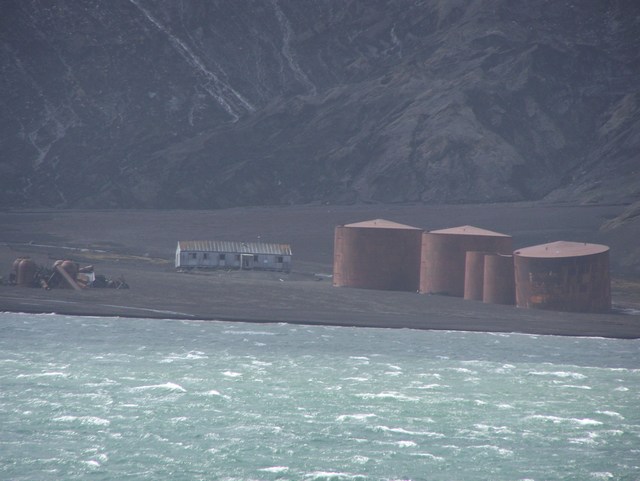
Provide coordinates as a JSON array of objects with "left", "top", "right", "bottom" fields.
[
  {"left": 513, "top": 241, "right": 611, "bottom": 312},
  {"left": 333, "top": 219, "right": 423, "bottom": 291},
  {"left": 53, "top": 260, "right": 80, "bottom": 288},
  {"left": 483, "top": 254, "right": 515, "bottom": 305},
  {"left": 420, "top": 226, "right": 512, "bottom": 297},
  {"left": 464, "top": 251, "right": 488, "bottom": 301},
  {"left": 15, "top": 257, "right": 36, "bottom": 286},
  {"left": 60, "top": 260, "right": 79, "bottom": 280},
  {"left": 12, "top": 257, "right": 24, "bottom": 277}
]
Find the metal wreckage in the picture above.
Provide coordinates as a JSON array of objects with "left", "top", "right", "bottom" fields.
[{"left": 9, "top": 257, "right": 129, "bottom": 290}]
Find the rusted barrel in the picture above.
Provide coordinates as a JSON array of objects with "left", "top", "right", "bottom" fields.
[
  {"left": 483, "top": 254, "right": 515, "bottom": 305},
  {"left": 16, "top": 257, "right": 36, "bottom": 287},
  {"left": 53, "top": 260, "right": 81, "bottom": 289},
  {"left": 60, "top": 260, "right": 79, "bottom": 280}
]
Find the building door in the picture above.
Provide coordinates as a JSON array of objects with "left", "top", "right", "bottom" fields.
[{"left": 241, "top": 254, "right": 254, "bottom": 270}]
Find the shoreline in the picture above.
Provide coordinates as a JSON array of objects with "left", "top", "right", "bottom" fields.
[
  {"left": 1, "top": 203, "right": 639, "bottom": 339},
  {"left": 2, "top": 281, "right": 639, "bottom": 339}
]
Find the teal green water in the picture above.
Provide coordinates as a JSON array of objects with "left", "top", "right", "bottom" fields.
[{"left": 1, "top": 313, "right": 639, "bottom": 480}]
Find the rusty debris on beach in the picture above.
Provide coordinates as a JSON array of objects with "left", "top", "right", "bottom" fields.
[{"left": 7, "top": 257, "right": 129, "bottom": 290}]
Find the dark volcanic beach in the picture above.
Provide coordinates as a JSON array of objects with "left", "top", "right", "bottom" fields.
[{"left": 1, "top": 203, "right": 639, "bottom": 338}]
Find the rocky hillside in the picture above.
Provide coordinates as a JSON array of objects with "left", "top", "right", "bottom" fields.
[{"left": 1, "top": 0, "right": 639, "bottom": 209}]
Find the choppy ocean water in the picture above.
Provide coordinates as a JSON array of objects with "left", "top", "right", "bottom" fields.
[{"left": 0, "top": 312, "right": 639, "bottom": 481}]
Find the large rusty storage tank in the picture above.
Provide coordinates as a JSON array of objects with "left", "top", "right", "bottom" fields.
[
  {"left": 513, "top": 241, "right": 611, "bottom": 312},
  {"left": 420, "top": 226, "right": 512, "bottom": 297},
  {"left": 333, "top": 219, "right": 423, "bottom": 291}
]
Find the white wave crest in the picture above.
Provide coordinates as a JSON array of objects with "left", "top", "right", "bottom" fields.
[
  {"left": 356, "top": 391, "right": 419, "bottom": 402},
  {"left": 526, "top": 415, "right": 603, "bottom": 426},
  {"left": 160, "top": 351, "right": 208, "bottom": 363},
  {"left": 222, "top": 330, "right": 276, "bottom": 336},
  {"left": 53, "top": 415, "right": 110, "bottom": 426},
  {"left": 259, "top": 466, "right": 289, "bottom": 473},
  {"left": 131, "top": 382, "right": 186, "bottom": 392},
  {"left": 591, "top": 472, "right": 614, "bottom": 480},
  {"left": 409, "top": 452, "right": 445, "bottom": 462},
  {"left": 469, "top": 444, "right": 514, "bottom": 457},
  {"left": 412, "top": 383, "right": 445, "bottom": 390},
  {"left": 304, "top": 471, "right": 366, "bottom": 480},
  {"left": 336, "top": 413, "right": 377, "bottom": 422},
  {"left": 597, "top": 410, "right": 624, "bottom": 419},
  {"left": 569, "top": 436, "right": 598, "bottom": 445},
  {"left": 17, "top": 371, "right": 68, "bottom": 379},
  {"left": 374, "top": 426, "right": 444, "bottom": 437},
  {"left": 529, "top": 371, "right": 587, "bottom": 380},
  {"left": 395, "top": 440, "right": 417, "bottom": 447}
]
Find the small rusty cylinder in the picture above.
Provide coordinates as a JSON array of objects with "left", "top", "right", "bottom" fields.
[
  {"left": 464, "top": 251, "right": 488, "bottom": 301},
  {"left": 12, "top": 257, "right": 24, "bottom": 276},
  {"left": 53, "top": 260, "right": 81, "bottom": 289},
  {"left": 60, "top": 260, "right": 79, "bottom": 280},
  {"left": 16, "top": 258, "right": 37, "bottom": 287},
  {"left": 483, "top": 254, "right": 515, "bottom": 305},
  {"left": 420, "top": 226, "right": 512, "bottom": 297}
]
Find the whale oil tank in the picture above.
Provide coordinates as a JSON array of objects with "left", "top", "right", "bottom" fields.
[
  {"left": 483, "top": 254, "right": 515, "bottom": 305},
  {"left": 420, "top": 226, "right": 512, "bottom": 297},
  {"left": 464, "top": 251, "right": 488, "bottom": 301},
  {"left": 513, "top": 241, "right": 611, "bottom": 312},
  {"left": 333, "top": 219, "right": 423, "bottom": 291}
]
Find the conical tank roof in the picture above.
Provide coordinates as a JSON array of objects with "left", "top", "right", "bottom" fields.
[
  {"left": 343, "top": 219, "right": 421, "bottom": 230},
  {"left": 514, "top": 240, "right": 609, "bottom": 258},
  {"left": 428, "top": 225, "right": 510, "bottom": 237}
]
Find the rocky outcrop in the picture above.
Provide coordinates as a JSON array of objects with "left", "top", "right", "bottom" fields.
[{"left": 1, "top": 0, "right": 639, "bottom": 208}]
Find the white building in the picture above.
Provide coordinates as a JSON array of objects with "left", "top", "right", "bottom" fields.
[{"left": 175, "top": 240, "right": 292, "bottom": 272}]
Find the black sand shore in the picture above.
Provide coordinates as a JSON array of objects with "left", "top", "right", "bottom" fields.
[{"left": 1, "top": 203, "right": 639, "bottom": 338}]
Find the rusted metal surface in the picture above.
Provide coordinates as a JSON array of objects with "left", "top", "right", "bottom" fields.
[
  {"left": 53, "top": 260, "right": 81, "bottom": 289},
  {"left": 514, "top": 241, "right": 609, "bottom": 258},
  {"left": 514, "top": 241, "right": 611, "bottom": 312},
  {"left": 333, "top": 219, "right": 423, "bottom": 291},
  {"left": 420, "top": 226, "right": 512, "bottom": 297},
  {"left": 55, "top": 264, "right": 82, "bottom": 291},
  {"left": 483, "top": 254, "right": 515, "bottom": 305},
  {"left": 15, "top": 257, "right": 36, "bottom": 287},
  {"left": 464, "top": 251, "right": 488, "bottom": 301}
]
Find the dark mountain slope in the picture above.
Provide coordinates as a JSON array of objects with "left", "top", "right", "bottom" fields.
[{"left": 1, "top": 0, "right": 638, "bottom": 208}]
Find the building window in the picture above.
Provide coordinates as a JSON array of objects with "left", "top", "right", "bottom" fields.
[
  {"left": 235, "top": 254, "right": 241, "bottom": 261},
  {"left": 190, "top": 253, "right": 197, "bottom": 259},
  {"left": 277, "top": 256, "right": 283, "bottom": 263},
  {"left": 254, "top": 255, "right": 259, "bottom": 261},
  {"left": 219, "top": 254, "right": 226, "bottom": 261},
  {"left": 203, "top": 253, "right": 209, "bottom": 260}
]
